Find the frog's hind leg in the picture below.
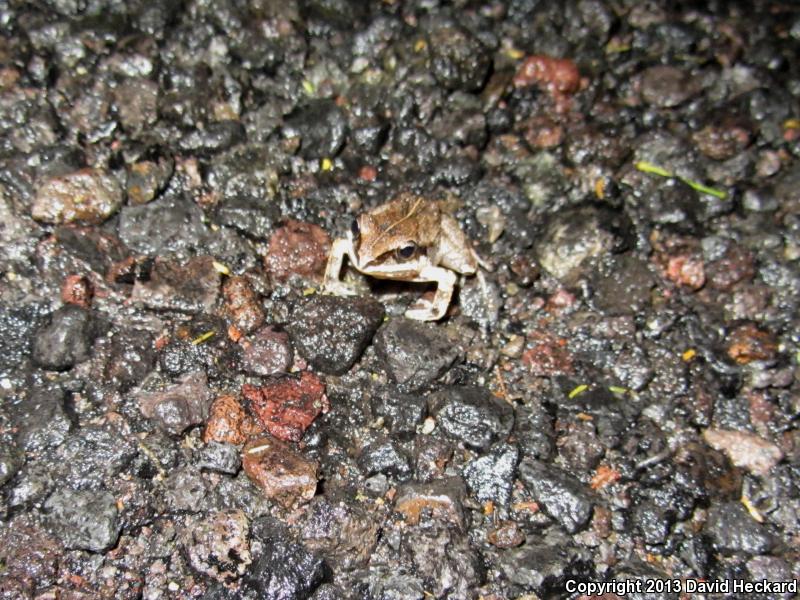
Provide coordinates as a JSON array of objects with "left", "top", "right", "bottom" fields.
[{"left": 404, "top": 265, "right": 456, "bottom": 321}]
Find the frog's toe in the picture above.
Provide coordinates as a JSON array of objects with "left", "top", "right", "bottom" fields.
[
  {"left": 404, "top": 299, "right": 441, "bottom": 321},
  {"left": 323, "top": 281, "right": 359, "bottom": 297}
]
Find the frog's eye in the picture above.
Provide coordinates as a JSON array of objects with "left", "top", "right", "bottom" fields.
[
  {"left": 396, "top": 243, "right": 417, "bottom": 259},
  {"left": 350, "top": 218, "right": 360, "bottom": 238}
]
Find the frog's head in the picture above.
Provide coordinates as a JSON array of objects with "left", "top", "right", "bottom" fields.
[{"left": 350, "top": 211, "right": 421, "bottom": 267}]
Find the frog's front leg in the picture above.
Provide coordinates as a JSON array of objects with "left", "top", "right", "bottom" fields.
[
  {"left": 323, "top": 238, "right": 360, "bottom": 296},
  {"left": 404, "top": 265, "right": 457, "bottom": 321}
]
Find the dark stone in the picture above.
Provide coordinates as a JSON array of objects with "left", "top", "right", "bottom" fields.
[
  {"left": 495, "top": 536, "right": 591, "bottom": 594},
  {"left": 373, "top": 319, "right": 461, "bottom": 392},
  {"left": 57, "top": 426, "right": 138, "bottom": 489},
  {"left": 118, "top": 194, "right": 209, "bottom": 256},
  {"left": 357, "top": 438, "right": 411, "bottom": 479},
  {"left": 194, "top": 441, "right": 242, "bottom": 475},
  {"left": 284, "top": 99, "right": 348, "bottom": 159},
  {"left": 288, "top": 295, "right": 384, "bottom": 375},
  {"left": 32, "top": 305, "right": 99, "bottom": 370},
  {"left": 131, "top": 256, "right": 221, "bottom": 314},
  {"left": 632, "top": 500, "right": 675, "bottom": 546},
  {"left": 589, "top": 254, "right": 655, "bottom": 316},
  {"left": 704, "top": 501, "right": 775, "bottom": 555},
  {"left": 214, "top": 196, "right": 279, "bottom": 240},
  {"left": 11, "top": 386, "right": 71, "bottom": 452},
  {"left": 0, "top": 444, "right": 24, "bottom": 487},
  {"left": 518, "top": 458, "right": 594, "bottom": 533},
  {"left": 103, "top": 328, "right": 156, "bottom": 391},
  {"left": 300, "top": 495, "right": 381, "bottom": 570},
  {"left": 244, "top": 538, "right": 328, "bottom": 599},
  {"left": 162, "top": 467, "right": 210, "bottom": 512},
  {"left": 514, "top": 403, "right": 554, "bottom": 460},
  {"left": 427, "top": 24, "right": 491, "bottom": 92},
  {"left": 428, "top": 386, "right": 514, "bottom": 451},
  {"left": 179, "top": 120, "right": 246, "bottom": 155},
  {"left": 43, "top": 488, "right": 120, "bottom": 552},
  {"left": 463, "top": 443, "right": 519, "bottom": 506},
  {"left": 137, "top": 371, "right": 214, "bottom": 435},
  {"left": 0, "top": 303, "right": 47, "bottom": 378},
  {"left": 403, "top": 526, "right": 484, "bottom": 598},
  {"left": 370, "top": 387, "right": 426, "bottom": 439}
]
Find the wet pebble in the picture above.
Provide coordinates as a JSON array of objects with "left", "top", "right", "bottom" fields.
[
  {"left": 288, "top": 295, "right": 384, "bottom": 375},
  {"left": 132, "top": 256, "right": 221, "bottom": 313},
  {"left": 519, "top": 458, "right": 594, "bottom": 533},
  {"left": 301, "top": 496, "right": 381, "bottom": 569},
  {"left": 370, "top": 387, "right": 426, "bottom": 439},
  {"left": 496, "top": 537, "right": 588, "bottom": 593},
  {"left": 357, "top": 437, "right": 412, "bottom": 479},
  {"left": 57, "top": 425, "right": 138, "bottom": 489},
  {"left": 265, "top": 219, "right": 331, "bottom": 282},
  {"left": 179, "top": 120, "right": 246, "bottom": 155},
  {"left": 222, "top": 276, "right": 266, "bottom": 336},
  {"left": 43, "top": 487, "right": 120, "bottom": 552},
  {"left": 194, "top": 441, "right": 241, "bottom": 475},
  {"left": 427, "top": 24, "right": 491, "bottom": 92},
  {"left": 283, "top": 99, "right": 347, "bottom": 159},
  {"left": 126, "top": 156, "right": 174, "bottom": 205},
  {"left": 244, "top": 537, "right": 328, "bottom": 599},
  {"left": 535, "top": 205, "right": 632, "bottom": 281},
  {"left": 704, "top": 501, "right": 775, "bottom": 555},
  {"left": 462, "top": 443, "right": 519, "bottom": 506},
  {"left": 31, "top": 168, "right": 123, "bottom": 225},
  {"left": 639, "top": 65, "right": 700, "bottom": 107},
  {"left": 203, "top": 394, "right": 256, "bottom": 446},
  {"left": 487, "top": 521, "right": 525, "bottom": 548},
  {"left": 726, "top": 323, "right": 778, "bottom": 365},
  {"left": 32, "top": 305, "right": 99, "bottom": 370},
  {"left": 243, "top": 371, "right": 328, "bottom": 442},
  {"left": 241, "top": 325, "right": 292, "bottom": 376},
  {"left": 137, "top": 371, "right": 213, "bottom": 436},
  {"left": 429, "top": 386, "right": 514, "bottom": 451},
  {"left": 118, "top": 195, "right": 208, "bottom": 255},
  {"left": 702, "top": 428, "right": 783, "bottom": 477},
  {"left": 394, "top": 476, "right": 466, "bottom": 529},
  {"left": 0, "top": 445, "right": 24, "bottom": 487},
  {"left": 183, "top": 510, "right": 251, "bottom": 582},
  {"left": 373, "top": 319, "right": 461, "bottom": 392},
  {"left": 11, "top": 386, "right": 71, "bottom": 452},
  {"left": 242, "top": 435, "right": 319, "bottom": 508},
  {"left": 163, "top": 467, "right": 209, "bottom": 511},
  {"left": 404, "top": 526, "right": 484, "bottom": 598}
]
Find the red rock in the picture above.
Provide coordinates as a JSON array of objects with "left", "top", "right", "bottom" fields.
[
  {"left": 487, "top": 521, "right": 525, "bottom": 548},
  {"left": 222, "top": 276, "right": 265, "bottom": 335},
  {"left": 242, "top": 436, "right": 319, "bottom": 508},
  {"left": 727, "top": 323, "right": 778, "bottom": 365},
  {"left": 513, "top": 55, "right": 581, "bottom": 94},
  {"left": 265, "top": 219, "right": 331, "bottom": 282},
  {"left": 521, "top": 332, "right": 574, "bottom": 376},
  {"left": 242, "top": 371, "right": 328, "bottom": 442},
  {"left": 358, "top": 165, "right": 378, "bottom": 181},
  {"left": 665, "top": 254, "right": 705, "bottom": 289},
  {"left": 61, "top": 274, "right": 93, "bottom": 308},
  {"left": 204, "top": 394, "right": 257, "bottom": 446}
]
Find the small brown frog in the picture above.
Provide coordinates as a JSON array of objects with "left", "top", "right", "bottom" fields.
[{"left": 323, "top": 193, "right": 486, "bottom": 321}]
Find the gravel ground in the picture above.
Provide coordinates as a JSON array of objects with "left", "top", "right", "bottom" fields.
[{"left": 0, "top": 1, "right": 799, "bottom": 599}]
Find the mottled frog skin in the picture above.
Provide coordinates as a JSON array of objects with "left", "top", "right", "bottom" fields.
[{"left": 323, "top": 193, "right": 481, "bottom": 321}]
